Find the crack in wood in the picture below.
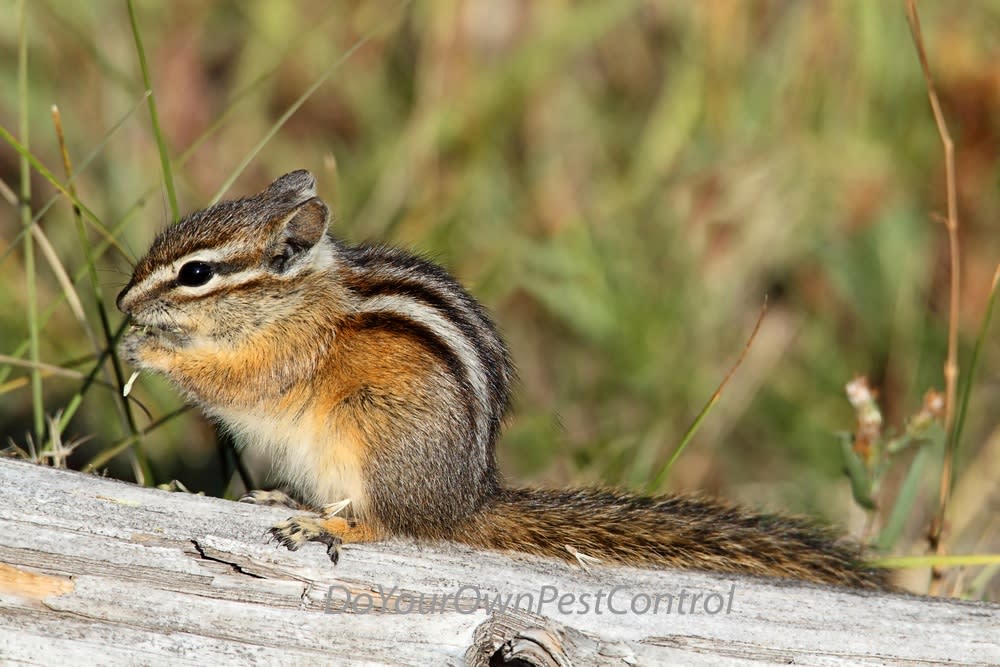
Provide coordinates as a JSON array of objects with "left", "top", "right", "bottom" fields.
[{"left": 189, "top": 540, "right": 266, "bottom": 579}]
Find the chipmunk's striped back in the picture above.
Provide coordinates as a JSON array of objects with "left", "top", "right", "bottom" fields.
[{"left": 337, "top": 244, "right": 514, "bottom": 463}]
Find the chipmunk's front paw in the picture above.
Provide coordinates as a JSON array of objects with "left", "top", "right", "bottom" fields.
[{"left": 269, "top": 516, "right": 345, "bottom": 564}]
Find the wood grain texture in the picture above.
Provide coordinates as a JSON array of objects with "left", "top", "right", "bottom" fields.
[{"left": 0, "top": 458, "right": 996, "bottom": 666}]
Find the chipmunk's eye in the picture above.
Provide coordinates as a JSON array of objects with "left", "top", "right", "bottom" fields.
[{"left": 177, "top": 261, "right": 215, "bottom": 287}]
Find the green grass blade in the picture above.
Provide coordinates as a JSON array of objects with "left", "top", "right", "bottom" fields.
[
  {"left": 17, "top": 0, "right": 43, "bottom": 440},
  {"left": 53, "top": 106, "right": 149, "bottom": 485},
  {"left": 84, "top": 406, "right": 189, "bottom": 473},
  {"left": 211, "top": 1, "right": 411, "bottom": 204},
  {"left": 0, "top": 91, "right": 150, "bottom": 270},
  {"left": 647, "top": 298, "right": 768, "bottom": 491},
  {"left": 0, "top": 124, "right": 133, "bottom": 260},
  {"left": 126, "top": 0, "right": 178, "bottom": 221},
  {"left": 948, "top": 265, "right": 999, "bottom": 483},
  {"left": 873, "top": 554, "right": 1000, "bottom": 569},
  {"left": 876, "top": 439, "right": 935, "bottom": 551}
]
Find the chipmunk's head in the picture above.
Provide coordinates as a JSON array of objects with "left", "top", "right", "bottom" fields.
[{"left": 117, "top": 170, "right": 335, "bottom": 371}]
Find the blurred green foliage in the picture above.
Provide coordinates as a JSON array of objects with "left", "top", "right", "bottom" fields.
[{"left": 1, "top": 1, "right": 997, "bottom": 594}]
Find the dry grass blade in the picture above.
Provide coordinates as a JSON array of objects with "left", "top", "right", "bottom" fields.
[{"left": 0, "top": 354, "right": 113, "bottom": 390}]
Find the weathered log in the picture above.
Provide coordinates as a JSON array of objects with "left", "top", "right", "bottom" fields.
[{"left": 0, "top": 458, "right": 995, "bottom": 665}]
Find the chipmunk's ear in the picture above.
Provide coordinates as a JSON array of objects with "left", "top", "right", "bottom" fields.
[
  {"left": 267, "top": 196, "right": 330, "bottom": 273},
  {"left": 266, "top": 169, "right": 317, "bottom": 204}
]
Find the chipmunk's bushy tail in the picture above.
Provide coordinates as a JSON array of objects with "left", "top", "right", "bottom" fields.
[{"left": 456, "top": 488, "right": 893, "bottom": 590}]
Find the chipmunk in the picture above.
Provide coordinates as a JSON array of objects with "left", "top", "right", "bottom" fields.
[{"left": 117, "top": 170, "right": 892, "bottom": 590}]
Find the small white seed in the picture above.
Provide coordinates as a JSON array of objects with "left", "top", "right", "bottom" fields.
[{"left": 123, "top": 371, "right": 141, "bottom": 397}]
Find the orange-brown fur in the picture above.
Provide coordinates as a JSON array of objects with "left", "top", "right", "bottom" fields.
[{"left": 118, "top": 170, "right": 894, "bottom": 591}]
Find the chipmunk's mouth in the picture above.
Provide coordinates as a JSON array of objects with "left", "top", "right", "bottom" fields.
[
  {"left": 125, "top": 320, "right": 190, "bottom": 348},
  {"left": 119, "top": 319, "right": 192, "bottom": 370},
  {"left": 128, "top": 321, "right": 181, "bottom": 335}
]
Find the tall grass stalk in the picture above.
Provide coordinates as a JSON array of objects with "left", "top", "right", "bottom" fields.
[
  {"left": 127, "top": 0, "right": 179, "bottom": 222},
  {"left": 17, "top": 0, "right": 43, "bottom": 440}
]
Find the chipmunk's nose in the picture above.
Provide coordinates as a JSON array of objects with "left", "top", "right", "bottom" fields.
[{"left": 116, "top": 283, "right": 133, "bottom": 313}]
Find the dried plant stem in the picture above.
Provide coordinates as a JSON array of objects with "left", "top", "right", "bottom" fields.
[{"left": 904, "top": 0, "right": 961, "bottom": 595}]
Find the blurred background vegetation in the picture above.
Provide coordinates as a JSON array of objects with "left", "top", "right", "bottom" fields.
[{"left": 0, "top": 1, "right": 997, "bottom": 597}]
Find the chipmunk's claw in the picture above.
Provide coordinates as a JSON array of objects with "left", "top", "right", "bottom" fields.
[
  {"left": 320, "top": 534, "right": 343, "bottom": 564},
  {"left": 275, "top": 535, "right": 301, "bottom": 552}
]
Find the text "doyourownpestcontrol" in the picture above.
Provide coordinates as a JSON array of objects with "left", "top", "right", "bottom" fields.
[{"left": 325, "top": 583, "right": 737, "bottom": 616}]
